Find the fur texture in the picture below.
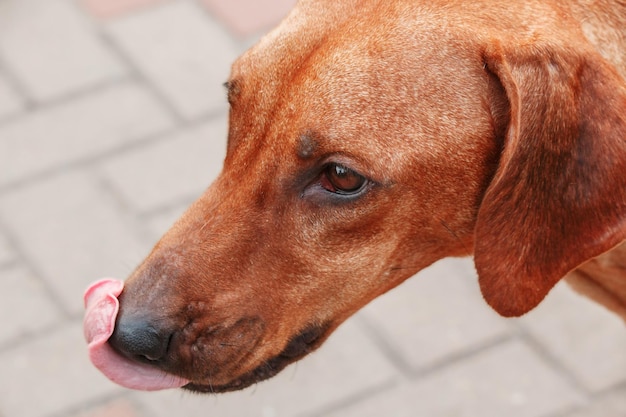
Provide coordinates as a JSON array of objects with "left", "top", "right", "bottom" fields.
[{"left": 106, "top": 0, "right": 626, "bottom": 393}]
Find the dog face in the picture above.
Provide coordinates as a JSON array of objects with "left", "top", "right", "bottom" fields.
[
  {"left": 108, "top": 6, "right": 502, "bottom": 393},
  {"left": 95, "top": 0, "right": 626, "bottom": 393}
]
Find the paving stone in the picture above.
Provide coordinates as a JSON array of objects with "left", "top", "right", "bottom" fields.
[
  {"left": 144, "top": 202, "right": 190, "bottom": 240},
  {"left": 100, "top": 116, "right": 227, "bottom": 213},
  {"left": 0, "top": 0, "right": 126, "bottom": 101},
  {"left": 0, "top": 265, "right": 62, "bottom": 346},
  {"left": 0, "top": 232, "right": 14, "bottom": 266},
  {"left": 0, "top": 72, "right": 24, "bottom": 119},
  {"left": 70, "top": 398, "right": 145, "bottom": 417},
  {"left": 567, "top": 387, "right": 626, "bottom": 417},
  {"left": 81, "top": 0, "right": 168, "bottom": 19},
  {"left": 0, "top": 170, "right": 150, "bottom": 316},
  {"left": 520, "top": 282, "right": 626, "bottom": 392},
  {"left": 0, "top": 82, "right": 175, "bottom": 186},
  {"left": 107, "top": 1, "right": 239, "bottom": 120},
  {"left": 360, "top": 257, "right": 511, "bottom": 371},
  {"left": 132, "top": 319, "right": 397, "bottom": 417},
  {"left": 200, "top": 0, "right": 296, "bottom": 37},
  {"left": 0, "top": 322, "right": 122, "bottom": 417},
  {"left": 325, "top": 341, "right": 584, "bottom": 417}
]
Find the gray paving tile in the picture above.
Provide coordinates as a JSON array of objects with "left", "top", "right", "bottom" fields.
[
  {"left": 69, "top": 398, "right": 146, "bottom": 417},
  {"left": 0, "top": 0, "right": 126, "bottom": 101},
  {"left": 0, "top": 82, "right": 175, "bottom": 187},
  {"left": 0, "top": 170, "right": 150, "bottom": 316},
  {"left": 360, "top": 257, "right": 511, "bottom": 371},
  {"left": 100, "top": 116, "right": 227, "bottom": 213},
  {"left": 107, "top": 1, "right": 239, "bottom": 120},
  {"left": 520, "top": 282, "right": 626, "bottom": 392},
  {"left": 144, "top": 202, "right": 190, "bottom": 239},
  {"left": 0, "top": 232, "right": 14, "bottom": 266},
  {"left": 200, "top": 0, "right": 296, "bottom": 37},
  {"left": 0, "top": 322, "right": 122, "bottom": 417},
  {"left": 80, "top": 0, "right": 170, "bottom": 20},
  {"left": 566, "top": 387, "right": 626, "bottom": 417},
  {"left": 325, "top": 341, "right": 584, "bottom": 417},
  {"left": 132, "top": 319, "right": 397, "bottom": 417},
  {"left": 0, "top": 72, "right": 24, "bottom": 119},
  {"left": 0, "top": 264, "right": 62, "bottom": 346}
]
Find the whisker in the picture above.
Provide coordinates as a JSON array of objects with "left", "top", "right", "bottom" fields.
[{"left": 440, "top": 219, "right": 472, "bottom": 254}]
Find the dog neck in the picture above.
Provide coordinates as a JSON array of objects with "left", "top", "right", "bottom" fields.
[{"left": 567, "top": 240, "right": 626, "bottom": 322}]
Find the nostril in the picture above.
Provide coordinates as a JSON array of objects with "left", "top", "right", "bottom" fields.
[{"left": 109, "top": 318, "right": 172, "bottom": 362}]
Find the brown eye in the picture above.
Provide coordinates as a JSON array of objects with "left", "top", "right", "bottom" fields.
[{"left": 321, "top": 163, "right": 367, "bottom": 194}]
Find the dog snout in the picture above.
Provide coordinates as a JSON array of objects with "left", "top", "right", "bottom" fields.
[{"left": 109, "top": 314, "right": 173, "bottom": 363}]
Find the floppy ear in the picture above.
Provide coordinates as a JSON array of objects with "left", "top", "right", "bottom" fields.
[{"left": 475, "top": 43, "right": 626, "bottom": 317}]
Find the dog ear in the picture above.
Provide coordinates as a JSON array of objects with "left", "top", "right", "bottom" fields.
[{"left": 475, "top": 43, "right": 626, "bottom": 317}]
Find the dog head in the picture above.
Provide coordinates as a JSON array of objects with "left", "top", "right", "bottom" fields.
[{"left": 84, "top": 0, "right": 626, "bottom": 392}]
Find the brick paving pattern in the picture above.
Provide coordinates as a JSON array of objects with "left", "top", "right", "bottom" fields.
[{"left": 0, "top": 1, "right": 624, "bottom": 416}]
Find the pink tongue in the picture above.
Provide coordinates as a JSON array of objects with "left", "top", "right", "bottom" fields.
[{"left": 83, "top": 279, "right": 189, "bottom": 391}]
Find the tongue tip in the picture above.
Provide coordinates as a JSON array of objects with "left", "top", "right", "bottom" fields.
[
  {"left": 83, "top": 278, "right": 190, "bottom": 391},
  {"left": 83, "top": 278, "right": 124, "bottom": 345},
  {"left": 83, "top": 278, "right": 124, "bottom": 307}
]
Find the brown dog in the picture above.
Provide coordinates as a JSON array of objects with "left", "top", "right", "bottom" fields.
[{"left": 83, "top": 0, "right": 626, "bottom": 393}]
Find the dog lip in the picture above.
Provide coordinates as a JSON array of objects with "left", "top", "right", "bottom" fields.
[
  {"left": 183, "top": 323, "right": 331, "bottom": 393},
  {"left": 182, "top": 354, "right": 291, "bottom": 393}
]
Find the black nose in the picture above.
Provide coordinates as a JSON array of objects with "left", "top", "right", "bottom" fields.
[{"left": 109, "top": 316, "right": 172, "bottom": 362}]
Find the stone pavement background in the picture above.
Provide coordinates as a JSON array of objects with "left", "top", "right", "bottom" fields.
[{"left": 0, "top": 0, "right": 624, "bottom": 416}]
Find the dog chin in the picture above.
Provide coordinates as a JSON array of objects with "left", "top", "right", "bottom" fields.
[
  {"left": 184, "top": 323, "right": 331, "bottom": 393},
  {"left": 182, "top": 355, "right": 291, "bottom": 393}
]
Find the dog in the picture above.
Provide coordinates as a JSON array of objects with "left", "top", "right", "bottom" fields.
[{"left": 83, "top": 0, "right": 626, "bottom": 393}]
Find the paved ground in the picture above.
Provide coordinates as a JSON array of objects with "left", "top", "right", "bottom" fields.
[{"left": 0, "top": 1, "right": 624, "bottom": 416}]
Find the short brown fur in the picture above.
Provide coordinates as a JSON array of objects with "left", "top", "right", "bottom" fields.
[{"left": 113, "top": 0, "right": 626, "bottom": 393}]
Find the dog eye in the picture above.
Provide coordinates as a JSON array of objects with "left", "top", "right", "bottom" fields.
[{"left": 321, "top": 163, "right": 367, "bottom": 194}]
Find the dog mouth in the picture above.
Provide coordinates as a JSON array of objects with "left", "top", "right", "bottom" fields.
[
  {"left": 183, "top": 324, "right": 331, "bottom": 393},
  {"left": 84, "top": 278, "right": 331, "bottom": 392}
]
